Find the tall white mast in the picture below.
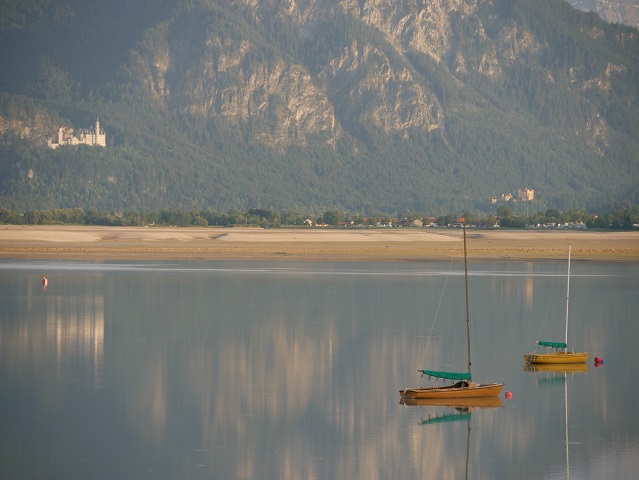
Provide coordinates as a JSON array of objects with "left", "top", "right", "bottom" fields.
[{"left": 564, "top": 245, "right": 571, "bottom": 351}]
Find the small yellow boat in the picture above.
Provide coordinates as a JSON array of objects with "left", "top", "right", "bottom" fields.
[
  {"left": 524, "top": 350, "right": 589, "bottom": 364},
  {"left": 400, "top": 381, "right": 504, "bottom": 400}
]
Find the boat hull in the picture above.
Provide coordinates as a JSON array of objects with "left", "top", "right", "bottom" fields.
[
  {"left": 524, "top": 352, "right": 589, "bottom": 364},
  {"left": 399, "top": 383, "right": 504, "bottom": 400},
  {"left": 400, "top": 396, "right": 504, "bottom": 408}
]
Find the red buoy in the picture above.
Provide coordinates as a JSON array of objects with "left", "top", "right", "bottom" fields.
[{"left": 505, "top": 391, "right": 513, "bottom": 400}]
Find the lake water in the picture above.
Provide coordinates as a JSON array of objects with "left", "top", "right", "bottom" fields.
[{"left": 1, "top": 259, "right": 638, "bottom": 479}]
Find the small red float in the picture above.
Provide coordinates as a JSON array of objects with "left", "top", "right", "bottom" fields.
[{"left": 505, "top": 391, "right": 513, "bottom": 400}]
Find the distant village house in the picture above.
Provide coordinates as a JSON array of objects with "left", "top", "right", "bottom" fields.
[{"left": 48, "top": 118, "right": 106, "bottom": 149}]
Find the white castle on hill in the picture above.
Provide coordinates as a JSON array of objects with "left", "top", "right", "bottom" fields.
[{"left": 48, "top": 118, "right": 106, "bottom": 149}]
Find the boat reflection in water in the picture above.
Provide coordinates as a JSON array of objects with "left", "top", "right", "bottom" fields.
[
  {"left": 525, "top": 362, "right": 587, "bottom": 479},
  {"left": 400, "top": 395, "right": 503, "bottom": 480},
  {"left": 524, "top": 362, "right": 589, "bottom": 374},
  {"left": 399, "top": 396, "right": 504, "bottom": 409}
]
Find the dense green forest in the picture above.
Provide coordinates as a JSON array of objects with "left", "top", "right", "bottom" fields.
[
  {"left": 0, "top": 0, "right": 638, "bottom": 215},
  {"left": 1, "top": 204, "right": 637, "bottom": 230}
]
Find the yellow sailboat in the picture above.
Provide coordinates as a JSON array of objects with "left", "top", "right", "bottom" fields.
[
  {"left": 524, "top": 245, "right": 589, "bottom": 364},
  {"left": 400, "top": 225, "right": 504, "bottom": 400}
]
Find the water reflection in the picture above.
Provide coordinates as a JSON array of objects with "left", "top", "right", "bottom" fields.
[
  {"left": 400, "top": 396, "right": 503, "bottom": 480},
  {"left": 400, "top": 396, "right": 504, "bottom": 408},
  {"left": 0, "top": 260, "right": 637, "bottom": 479},
  {"left": 48, "top": 294, "right": 104, "bottom": 385},
  {"left": 524, "top": 363, "right": 589, "bottom": 374},
  {"left": 524, "top": 363, "right": 590, "bottom": 480},
  {"left": 0, "top": 274, "right": 104, "bottom": 389}
]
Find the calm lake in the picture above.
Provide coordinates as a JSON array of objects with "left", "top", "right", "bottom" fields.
[{"left": 1, "top": 259, "right": 638, "bottom": 479}]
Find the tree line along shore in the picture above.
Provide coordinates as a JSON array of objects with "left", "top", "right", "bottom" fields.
[{"left": 1, "top": 204, "right": 638, "bottom": 229}]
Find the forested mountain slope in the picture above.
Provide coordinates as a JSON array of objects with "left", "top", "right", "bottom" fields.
[{"left": 0, "top": 0, "right": 637, "bottom": 215}]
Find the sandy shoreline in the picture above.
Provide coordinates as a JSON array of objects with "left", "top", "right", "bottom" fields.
[{"left": 1, "top": 225, "right": 638, "bottom": 262}]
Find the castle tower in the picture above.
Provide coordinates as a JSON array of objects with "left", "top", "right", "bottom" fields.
[{"left": 94, "top": 118, "right": 106, "bottom": 146}]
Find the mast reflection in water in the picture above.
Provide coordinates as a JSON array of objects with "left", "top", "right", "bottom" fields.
[{"left": 0, "top": 259, "right": 637, "bottom": 479}]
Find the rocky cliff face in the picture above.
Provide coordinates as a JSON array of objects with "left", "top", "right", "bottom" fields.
[
  {"left": 129, "top": 1, "right": 498, "bottom": 145},
  {"left": 135, "top": 0, "right": 480, "bottom": 144},
  {"left": 127, "top": 0, "right": 621, "bottom": 154}
]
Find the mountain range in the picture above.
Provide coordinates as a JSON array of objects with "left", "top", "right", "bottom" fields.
[
  {"left": 568, "top": 0, "right": 639, "bottom": 29},
  {"left": 0, "top": 0, "right": 638, "bottom": 216}
]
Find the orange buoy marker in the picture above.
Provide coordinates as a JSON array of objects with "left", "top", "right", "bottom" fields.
[
  {"left": 594, "top": 357, "right": 605, "bottom": 367},
  {"left": 505, "top": 391, "right": 513, "bottom": 400}
]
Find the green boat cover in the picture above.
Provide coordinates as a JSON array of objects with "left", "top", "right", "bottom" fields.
[
  {"left": 422, "top": 413, "right": 471, "bottom": 425},
  {"left": 420, "top": 370, "right": 472, "bottom": 381},
  {"left": 538, "top": 341, "right": 567, "bottom": 349},
  {"left": 537, "top": 375, "right": 567, "bottom": 385}
]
